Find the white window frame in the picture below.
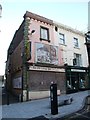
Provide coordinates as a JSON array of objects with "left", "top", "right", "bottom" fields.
[
  {"left": 73, "top": 53, "right": 82, "bottom": 66},
  {"left": 74, "top": 37, "right": 79, "bottom": 48},
  {"left": 59, "top": 33, "right": 65, "bottom": 45}
]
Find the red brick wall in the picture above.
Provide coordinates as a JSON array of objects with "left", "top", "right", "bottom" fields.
[
  {"left": 28, "top": 71, "right": 66, "bottom": 93},
  {"left": 11, "top": 41, "right": 22, "bottom": 73}
]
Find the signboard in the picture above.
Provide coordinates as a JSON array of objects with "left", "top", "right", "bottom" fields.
[
  {"left": 35, "top": 43, "right": 58, "bottom": 65},
  {"left": 29, "top": 65, "right": 65, "bottom": 72},
  {"left": 71, "top": 69, "right": 86, "bottom": 72},
  {"left": 13, "top": 77, "right": 22, "bottom": 89}
]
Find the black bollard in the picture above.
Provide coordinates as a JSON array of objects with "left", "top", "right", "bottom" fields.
[
  {"left": 50, "top": 83, "right": 58, "bottom": 115},
  {"left": 7, "top": 90, "right": 9, "bottom": 105}
]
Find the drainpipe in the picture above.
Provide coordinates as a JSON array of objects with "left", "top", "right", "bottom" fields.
[
  {"left": 22, "top": 17, "right": 30, "bottom": 102},
  {"left": 22, "top": 16, "right": 35, "bottom": 102}
]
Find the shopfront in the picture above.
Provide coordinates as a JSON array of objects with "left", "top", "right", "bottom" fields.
[{"left": 65, "top": 66, "right": 90, "bottom": 93}]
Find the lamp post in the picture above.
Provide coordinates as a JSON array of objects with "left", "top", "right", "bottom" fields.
[
  {"left": 85, "top": 31, "right": 90, "bottom": 66},
  {"left": 0, "top": 4, "right": 2, "bottom": 33},
  {"left": 85, "top": 31, "right": 90, "bottom": 90},
  {"left": 0, "top": 4, "right": 2, "bottom": 17}
]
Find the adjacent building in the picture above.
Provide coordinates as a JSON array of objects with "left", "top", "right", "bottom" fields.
[
  {"left": 53, "top": 22, "right": 89, "bottom": 93},
  {"left": 0, "top": 75, "right": 4, "bottom": 87},
  {"left": 5, "top": 11, "right": 90, "bottom": 101}
]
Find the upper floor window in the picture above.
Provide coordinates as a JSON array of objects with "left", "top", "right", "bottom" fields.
[
  {"left": 73, "top": 53, "right": 82, "bottom": 66},
  {"left": 40, "top": 26, "right": 49, "bottom": 41},
  {"left": 59, "top": 33, "right": 65, "bottom": 45},
  {"left": 74, "top": 37, "right": 79, "bottom": 48}
]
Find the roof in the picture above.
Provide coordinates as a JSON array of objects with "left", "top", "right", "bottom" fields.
[
  {"left": 7, "top": 11, "right": 85, "bottom": 58},
  {"left": 24, "top": 11, "right": 53, "bottom": 25},
  {"left": 24, "top": 11, "right": 85, "bottom": 36},
  {"left": 54, "top": 21, "right": 85, "bottom": 36}
]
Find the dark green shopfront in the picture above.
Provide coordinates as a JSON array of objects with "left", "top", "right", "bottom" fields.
[{"left": 65, "top": 66, "right": 90, "bottom": 94}]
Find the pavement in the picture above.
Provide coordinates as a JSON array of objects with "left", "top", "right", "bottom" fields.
[{"left": 1, "top": 90, "right": 90, "bottom": 120}]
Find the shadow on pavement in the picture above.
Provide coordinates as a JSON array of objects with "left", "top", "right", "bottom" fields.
[
  {"left": 2, "top": 90, "right": 19, "bottom": 105},
  {"left": 1, "top": 116, "right": 49, "bottom": 120},
  {"left": 27, "top": 116, "right": 49, "bottom": 120}
]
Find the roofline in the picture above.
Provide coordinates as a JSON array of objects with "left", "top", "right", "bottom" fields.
[
  {"left": 24, "top": 11, "right": 53, "bottom": 25},
  {"left": 24, "top": 11, "right": 85, "bottom": 36},
  {"left": 53, "top": 21, "right": 85, "bottom": 36}
]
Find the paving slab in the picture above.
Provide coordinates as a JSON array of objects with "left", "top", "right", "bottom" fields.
[{"left": 1, "top": 90, "right": 90, "bottom": 120}]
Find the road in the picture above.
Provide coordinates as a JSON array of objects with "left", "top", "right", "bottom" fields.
[
  {"left": 26, "top": 96, "right": 90, "bottom": 120},
  {"left": 57, "top": 96, "right": 90, "bottom": 120}
]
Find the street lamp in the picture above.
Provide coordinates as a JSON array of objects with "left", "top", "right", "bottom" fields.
[
  {"left": 30, "top": 30, "right": 35, "bottom": 35},
  {"left": 85, "top": 31, "right": 90, "bottom": 90},
  {"left": 85, "top": 31, "right": 90, "bottom": 40},
  {"left": 85, "top": 31, "right": 90, "bottom": 65},
  {"left": 0, "top": 4, "right": 2, "bottom": 17},
  {"left": 0, "top": 4, "right": 2, "bottom": 32}
]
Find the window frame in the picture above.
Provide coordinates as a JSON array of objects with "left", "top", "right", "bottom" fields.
[
  {"left": 73, "top": 53, "right": 82, "bottom": 66},
  {"left": 40, "top": 26, "right": 50, "bottom": 42},
  {"left": 73, "top": 37, "right": 79, "bottom": 48},
  {"left": 59, "top": 33, "right": 65, "bottom": 45}
]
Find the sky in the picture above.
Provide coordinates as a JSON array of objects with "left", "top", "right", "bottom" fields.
[{"left": 0, "top": 0, "right": 89, "bottom": 75}]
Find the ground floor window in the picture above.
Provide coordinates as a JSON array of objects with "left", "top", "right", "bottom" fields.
[{"left": 66, "top": 67, "right": 89, "bottom": 93}]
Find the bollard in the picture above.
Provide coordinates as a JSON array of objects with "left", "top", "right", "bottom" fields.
[{"left": 50, "top": 83, "right": 58, "bottom": 115}]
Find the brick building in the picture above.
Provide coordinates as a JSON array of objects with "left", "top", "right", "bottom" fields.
[
  {"left": 5, "top": 11, "right": 90, "bottom": 101},
  {"left": 0, "top": 75, "right": 4, "bottom": 87}
]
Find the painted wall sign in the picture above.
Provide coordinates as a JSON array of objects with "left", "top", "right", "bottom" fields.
[
  {"left": 13, "top": 77, "right": 22, "bottom": 89},
  {"left": 35, "top": 43, "right": 58, "bottom": 65}
]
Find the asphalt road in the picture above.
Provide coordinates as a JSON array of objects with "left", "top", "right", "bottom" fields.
[
  {"left": 60, "top": 111, "right": 90, "bottom": 120},
  {"left": 26, "top": 96, "right": 90, "bottom": 120},
  {"left": 23, "top": 96, "right": 90, "bottom": 120},
  {"left": 57, "top": 96, "right": 90, "bottom": 120}
]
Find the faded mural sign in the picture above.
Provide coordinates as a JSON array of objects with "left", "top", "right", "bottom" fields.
[{"left": 35, "top": 43, "right": 58, "bottom": 65}]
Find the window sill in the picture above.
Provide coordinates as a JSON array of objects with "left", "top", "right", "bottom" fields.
[
  {"left": 40, "top": 38, "right": 50, "bottom": 42},
  {"left": 59, "top": 43, "right": 67, "bottom": 46},
  {"left": 73, "top": 65, "right": 83, "bottom": 67},
  {"left": 74, "top": 47, "right": 80, "bottom": 49}
]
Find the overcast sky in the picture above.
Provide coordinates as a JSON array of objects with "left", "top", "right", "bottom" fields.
[{"left": 0, "top": 0, "right": 89, "bottom": 75}]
